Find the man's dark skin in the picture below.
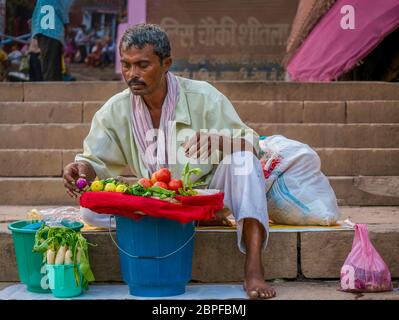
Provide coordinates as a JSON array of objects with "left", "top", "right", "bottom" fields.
[{"left": 63, "top": 43, "right": 276, "bottom": 299}]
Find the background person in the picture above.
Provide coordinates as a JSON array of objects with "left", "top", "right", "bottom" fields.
[{"left": 31, "top": 0, "right": 74, "bottom": 81}]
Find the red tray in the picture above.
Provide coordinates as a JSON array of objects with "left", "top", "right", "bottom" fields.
[{"left": 80, "top": 191, "right": 225, "bottom": 223}]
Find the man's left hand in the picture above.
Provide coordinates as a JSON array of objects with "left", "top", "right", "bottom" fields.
[
  {"left": 182, "top": 132, "right": 256, "bottom": 160},
  {"left": 182, "top": 132, "right": 226, "bottom": 160}
]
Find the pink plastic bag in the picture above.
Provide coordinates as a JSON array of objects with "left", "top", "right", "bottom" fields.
[{"left": 340, "top": 224, "right": 392, "bottom": 292}]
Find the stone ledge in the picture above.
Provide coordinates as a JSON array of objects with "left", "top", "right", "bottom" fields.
[
  {"left": 1, "top": 176, "right": 399, "bottom": 206},
  {"left": 7, "top": 100, "right": 393, "bottom": 124},
  {"left": 23, "top": 82, "right": 127, "bottom": 102},
  {"left": 303, "top": 101, "right": 346, "bottom": 123},
  {"left": 0, "top": 150, "right": 63, "bottom": 177},
  {"left": 0, "top": 229, "right": 297, "bottom": 283},
  {"left": 0, "top": 102, "right": 82, "bottom": 124},
  {"left": 2, "top": 206, "right": 399, "bottom": 282},
  {"left": 2, "top": 148, "right": 399, "bottom": 177},
  {"left": 191, "top": 231, "right": 297, "bottom": 282},
  {"left": 251, "top": 123, "right": 399, "bottom": 148},
  {"left": 2, "top": 123, "right": 399, "bottom": 149},
  {"left": 330, "top": 176, "right": 399, "bottom": 206},
  {"left": 300, "top": 224, "right": 399, "bottom": 278},
  {"left": 0, "top": 83, "right": 23, "bottom": 102},
  {"left": 1, "top": 82, "right": 399, "bottom": 103},
  {"left": 347, "top": 101, "right": 399, "bottom": 123},
  {"left": 212, "top": 81, "right": 399, "bottom": 101}
]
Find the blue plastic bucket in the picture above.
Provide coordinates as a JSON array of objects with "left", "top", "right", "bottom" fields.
[{"left": 115, "top": 215, "right": 195, "bottom": 297}]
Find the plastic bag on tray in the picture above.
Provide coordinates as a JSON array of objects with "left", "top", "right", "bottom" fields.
[
  {"left": 340, "top": 224, "right": 392, "bottom": 292},
  {"left": 27, "top": 206, "right": 82, "bottom": 227}
]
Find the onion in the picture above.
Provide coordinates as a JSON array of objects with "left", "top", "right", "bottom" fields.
[{"left": 76, "top": 178, "right": 88, "bottom": 190}]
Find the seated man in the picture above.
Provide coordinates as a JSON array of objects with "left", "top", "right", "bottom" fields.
[
  {"left": 100, "top": 36, "right": 116, "bottom": 68},
  {"left": 7, "top": 44, "right": 22, "bottom": 71},
  {"left": 85, "top": 39, "right": 102, "bottom": 67},
  {"left": 63, "top": 23, "right": 275, "bottom": 299}
]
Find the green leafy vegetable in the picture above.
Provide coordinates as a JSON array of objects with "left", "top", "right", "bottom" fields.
[
  {"left": 33, "top": 224, "right": 96, "bottom": 289},
  {"left": 126, "top": 182, "right": 177, "bottom": 199},
  {"left": 149, "top": 186, "right": 176, "bottom": 198},
  {"left": 178, "top": 163, "right": 203, "bottom": 196}
]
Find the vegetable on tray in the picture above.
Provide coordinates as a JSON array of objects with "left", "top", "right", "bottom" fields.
[
  {"left": 76, "top": 178, "right": 88, "bottom": 190},
  {"left": 81, "top": 164, "right": 208, "bottom": 201}
]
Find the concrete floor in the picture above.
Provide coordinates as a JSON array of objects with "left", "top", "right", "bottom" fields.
[{"left": 1, "top": 280, "right": 398, "bottom": 300}]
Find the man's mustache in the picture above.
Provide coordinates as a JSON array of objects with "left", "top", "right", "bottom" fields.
[{"left": 128, "top": 79, "right": 146, "bottom": 87}]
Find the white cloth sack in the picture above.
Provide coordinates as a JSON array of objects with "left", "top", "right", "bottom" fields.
[{"left": 259, "top": 135, "right": 340, "bottom": 226}]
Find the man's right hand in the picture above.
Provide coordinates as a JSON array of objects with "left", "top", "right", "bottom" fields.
[{"left": 63, "top": 161, "right": 95, "bottom": 198}]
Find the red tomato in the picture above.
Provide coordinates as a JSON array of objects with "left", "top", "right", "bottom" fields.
[
  {"left": 168, "top": 179, "right": 183, "bottom": 192},
  {"left": 151, "top": 172, "right": 158, "bottom": 184},
  {"left": 154, "top": 168, "right": 171, "bottom": 184},
  {"left": 153, "top": 181, "right": 169, "bottom": 189},
  {"left": 138, "top": 178, "right": 152, "bottom": 189}
]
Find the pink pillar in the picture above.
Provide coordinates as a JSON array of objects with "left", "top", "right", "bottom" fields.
[
  {"left": 115, "top": 0, "right": 147, "bottom": 75},
  {"left": 127, "top": 0, "right": 147, "bottom": 25}
]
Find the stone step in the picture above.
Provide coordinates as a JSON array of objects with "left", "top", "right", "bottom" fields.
[
  {"left": 0, "top": 124, "right": 89, "bottom": 149},
  {"left": 1, "top": 81, "right": 399, "bottom": 102},
  {"left": 1, "top": 226, "right": 297, "bottom": 283},
  {"left": 1, "top": 123, "right": 398, "bottom": 149},
  {"left": 250, "top": 123, "right": 399, "bottom": 148},
  {"left": 1, "top": 206, "right": 398, "bottom": 282},
  {"left": 236, "top": 100, "right": 399, "bottom": 124},
  {"left": 2, "top": 100, "right": 399, "bottom": 124},
  {"left": 0, "top": 83, "right": 23, "bottom": 102},
  {"left": 0, "top": 176, "right": 398, "bottom": 206},
  {"left": 0, "top": 102, "right": 83, "bottom": 124},
  {"left": 1, "top": 148, "right": 399, "bottom": 177},
  {"left": 2, "top": 205, "right": 397, "bottom": 224},
  {"left": 213, "top": 81, "right": 399, "bottom": 101},
  {"left": 300, "top": 206, "right": 399, "bottom": 279},
  {"left": 0, "top": 149, "right": 134, "bottom": 177}
]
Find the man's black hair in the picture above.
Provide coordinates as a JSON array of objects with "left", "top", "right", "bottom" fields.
[{"left": 119, "top": 23, "right": 171, "bottom": 63}]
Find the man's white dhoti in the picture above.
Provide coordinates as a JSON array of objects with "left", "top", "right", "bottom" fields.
[
  {"left": 80, "top": 151, "right": 269, "bottom": 254},
  {"left": 209, "top": 151, "right": 269, "bottom": 253}
]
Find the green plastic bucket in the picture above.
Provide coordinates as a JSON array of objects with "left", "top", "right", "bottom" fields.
[
  {"left": 46, "top": 264, "right": 83, "bottom": 298},
  {"left": 8, "top": 220, "right": 83, "bottom": 293}
]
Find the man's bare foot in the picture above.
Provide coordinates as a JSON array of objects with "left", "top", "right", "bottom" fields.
[
  {"left": 242, "top": 218, "right": 276, "bottom": 299},
  {"left": 243, "top": 276, "right": 276, "bottom": 299}
]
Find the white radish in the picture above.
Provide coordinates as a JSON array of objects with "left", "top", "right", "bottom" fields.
[
  {"left": 55, "top": 245, "right": 67, "bottom": 265},
  {"left": 47, "top": 249, "right": 55, "bottom": 265},
  {"left": 64, "top": 249, "right": 73, "bottom": 265},
  {"left": 77, "top": 247, "right": 82, "bottom": 264}
]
